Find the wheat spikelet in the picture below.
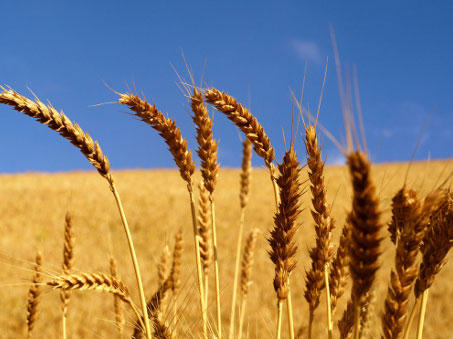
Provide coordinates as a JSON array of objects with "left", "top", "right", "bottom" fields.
[
  {"left": 191, "top": 88, "right": 219, "bottom": 194},
  {"left": 48, "top": 273, "right": 130, "bottom": 303},
  {"left": 204, "top": 88, "right": 274, "bottom": 167},
  {"left": 240, "top": 138, "right": 252, "bottom": 209},
  {"left": 329, "top": 221, "right": 351, "bottom": 312},
  {"left": 60, "top": 212, "right": 74, "bottom": 316},
  {"left": 240, "top": 229, "right": 258, "bottom": 298},
  {"left": 0, "top": 88, "right": 111, "bottom": 180},
  {"left": 197, "top": 182, "right": 212, "bottom": 273},
  {"left": 170, "top": 228, "right": 183, "bottom": 296},
  {"left": 359, "top": 291, "right": 375, "bottom": 338},
  {"left": 118, "top": 92, "right": 195, "bottom": 184},
  {"left": 268, "top": 146, "right": 301, "bottom": 300},
  {"left": 414, "top": 195, "right": 453, "bottom": 297},
  {"left": 304, "top": 126, "right": 335, "bottom": 316},
  {"left": 157, "top": 245, "right": 170, "bottom": 287},
  {"left": 338, "top": 300, "right": 354, "bottom": 339},
  {"left": 26, "top": 252, "right": 42, "bottom": 339},
  {"left": 152, "top": 314, "right": 174, "bottom": 339},
  {"left": 110, "top": 257, "right": 124, "bottom": 338},
  {"left": 346, "top": 151, "right": 382, "bottom": 338}
]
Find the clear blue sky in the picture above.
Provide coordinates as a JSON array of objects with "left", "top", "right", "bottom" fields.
[{"left": 1, "top": 1, "right": 452, "bottom": 172}]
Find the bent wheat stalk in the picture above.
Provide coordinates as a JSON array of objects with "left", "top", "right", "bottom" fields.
[{"left": 0, "top": 88, "right": 151, "bottom": 339}]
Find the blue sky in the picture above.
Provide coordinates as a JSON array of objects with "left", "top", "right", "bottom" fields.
[{"left": 0, "top": 1, "right": 452, "bottom": 172}]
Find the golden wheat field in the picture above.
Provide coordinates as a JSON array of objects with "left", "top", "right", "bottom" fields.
[{"left": 0, "top": 160, "right": 452, "bottom": 338}]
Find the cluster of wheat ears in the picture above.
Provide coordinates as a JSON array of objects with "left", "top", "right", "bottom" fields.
[{"left": 0, "top": 68, "right": 452, "bottom": 339}]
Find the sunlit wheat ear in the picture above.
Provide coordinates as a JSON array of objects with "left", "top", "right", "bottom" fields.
[
  {"left": 1, "top": 87, "right": 151, "bottom": 338},
  {"left": 110, "top": 257, "right": 124, "bottom": 339},
  {"left": 197, "top": 182, "right": 212, "bottom": 274},
  {"left": 26, "top": 252, "right": 42, "bottom": 339},
  {"left": 346, "top": 151, "right": 382, "bottom": 339},
  {"left": 0, "top": 88, "right": 111, "bottom": 180},
  {"left": 204, "top": 88, "right": 274, "bottom": 167},
  {"left": 268, "top": 146, "right": 302, "bottom": 339},
  {"left": 303, "top": 126, "right": 335, "bottom": 338},
  {"left": 191, "top": 88, "right": 219, "bottom": 194},
  {"left": 118, "top": 92, "right": 195, "bottom": 185}
]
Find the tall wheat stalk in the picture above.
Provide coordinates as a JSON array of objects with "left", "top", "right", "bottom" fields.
[
  {"left": 0, "top": 88, "right": 152, "bottom": 339},
  {"left": 268, "top": 146, "right": 302, "bottom": 339},
  {"left": 229, "top": 138, "right": 252, "bottom": 339},
  {"left": 118, "top": 91, "right": 206, "bottom": 337},
  {"left": 190, "top": 88, "right": 222, "bottom": 338},
  {"left": 61, "top": 212, "right": 74, "bottom": 339}
]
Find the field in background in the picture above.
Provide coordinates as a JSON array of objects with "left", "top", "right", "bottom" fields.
[{"left": 0, "top": 160, "right": 452, "bottom": 338}]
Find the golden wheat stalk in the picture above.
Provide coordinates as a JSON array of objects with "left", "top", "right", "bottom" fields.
[
  {"left": 237, "top": 229, "right": 258, "bottom": 339},
  {"left": 0, "top": 87, "right": 152, "bottom": 339},
  {"left": 229, "top": 139, "right": 252, "bottom": 339},
  {"left": 110, "top": 257, "right": 124, "bottom": 339},
  {"left": 346, "top": 151, "right": 382, "bottom": 339},
  {"left": 303, "top": 126, "right": 335, "bottom": 339},
  {"left": 60, "top": 212, "right": 74, "bottom": 339},
  {"left": 118, "top": 92, "right": 206, "bottom": 338},
  {"left": 26, "top": 252, "right": 42, "bottom": 339},
  {"left": 268, "top": 146, "right": 302, "bottom": 339}
]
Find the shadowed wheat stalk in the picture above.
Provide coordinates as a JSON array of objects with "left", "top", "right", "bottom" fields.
[
  {"left": 0, "top": 87, "right": 152, "bottom": 339},
  {"left": 268, "top": 146, "right": 302, "bottom": 339},
  {"left": 303, "top": 125, "right": 335, "bottom": 339},
  {"left": 26, "top": 252, "right": 42, "bottom": 339},
  {"left": 346, "top": 151, "right": 382, "bottom": 339},
  {"left": 229, "top": 138, "right": 252, "bottom": 339},
  {"left": 238, "top": 228, "right": 258, "bottom": 339},
  {"left": 61, "top": 212, "right": 74, "bottom": 339},
  {"left": 190, "top": 88, "right": 222, "bottom": 338}
]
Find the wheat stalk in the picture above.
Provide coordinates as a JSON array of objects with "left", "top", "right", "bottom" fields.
[
  {"left": 268, "top": 146, "right": 302, "bottom": 339},
  {"left": 238, "top": 229, "right": 258, "bottom": 339},
  {"left": 110, "top": 257, "right": 124, "bottom": 339},
  {"left": 26, "top": 252, "right": 42, "bottom": 339},
  {"left": 229, "top": 139, "right": 252, "bottom": 339},
  {"left": 303, "top": 126, "right": 335, "bottom": 339},
  {"left": 60, "top": 212, "right": 74, "bottom": 339},
  {"left": 118, "top": 92, "right": 206, "bottom": 338},
  {"left": 346, "top": 151, "right": 382, "bottom": 339},
  {"left": 0, "top": 87, "right": 152, "bottom": 338}
]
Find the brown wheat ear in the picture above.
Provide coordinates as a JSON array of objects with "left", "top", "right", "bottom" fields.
[
  {"left": 0, "top": 88, "right": 111, "bottom": 180},
  {"left": 198, "top": 182, "right": 212, "bottom": 276},
  {"left": 61, "top": 212, "right": 74, "bottom": 315},
  {"left": 338, "top": 300, "right": 354, "bottom": 339},
  {"left": 110, "top": 257, "right": 125, "bottom": 339},
  {"left": 240, "top": 138, "right": 252, "bottom": 209},
  {"left": 26, "top": 252, "right": 42, "bottom": 339},
  {"left": 346, "top": 151, "right": 382, "bottom": 339},
  {"left": 118, "top": 92, "right": 195, "bottom": 185},
  {"left": 191, "top": 88, "right": 219, "bottom": 194},
  {"left": 303, "top": 126, "right": 335, "bottom": 336},
  {"left": 241, "top": 229, "right": 258, "bottom": 298},
  {"left": 204, "top": 88, "right": 274, "bottom": 167},
  {"left": 268, "top": 146, "right": 302, "bottom": 339}
]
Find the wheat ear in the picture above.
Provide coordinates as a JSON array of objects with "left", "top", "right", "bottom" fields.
[
  {"left": 170, "top": 228, "right": 183, "bottom": 335},
  {"left": 110, "top": 257, "right": 124, "bottom": 339},
  {"left": 303, "top": 126, "right": 335, "bottom": 339},
  {"left": 229, "top": 138, "right": 252, "bottom": 339},
  {"left": 414, "top": 193, "right": 452, "bottom": 339},
  {"left": 268, "top": 146, "right": 302, "bottom": 339},
  {"left": 118, "top": 92, "right": 205, "bottom": 337},
  {"left": 26, "top": 252, "right": 42, "bottom": 339},
  {"left": 0, "top": 87, "right": 151, "bottom": 338},
  {"left": 60, "top": 212, "right": 74, "bottom": 339},
  {"left": 204, "top": 88, "right": 280, "bottom": 209},
  {"left": 238, "top": 229, "right": 258, "bottom": 339},
  {"left": 346, "top": 151, "right": 382, "bottom": 339},
  {"left": 338, "top": 300, "right": 354, "bottom": 339}
]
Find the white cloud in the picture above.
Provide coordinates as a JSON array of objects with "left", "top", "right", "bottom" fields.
[{"left": 291, "top": 39, "right": 322, "bottom": 63}]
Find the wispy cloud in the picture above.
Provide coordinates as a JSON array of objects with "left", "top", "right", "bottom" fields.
[{"left": 291, "top": 39, "right": 322, "bottom": 63}]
